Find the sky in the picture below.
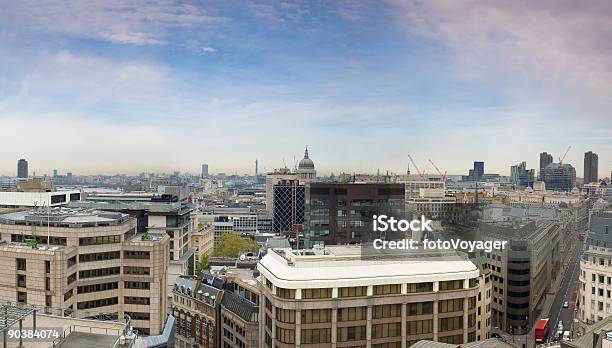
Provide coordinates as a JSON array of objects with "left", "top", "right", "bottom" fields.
[{"left": 0, "top": 0, "right": 610, "bottom": 177}]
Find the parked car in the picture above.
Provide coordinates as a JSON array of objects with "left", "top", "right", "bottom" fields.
[{"left": 563, "top": 301, "right": 570, "bottom": 308}]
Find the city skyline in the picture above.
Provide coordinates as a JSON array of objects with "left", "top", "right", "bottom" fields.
[{"left": 1, "top": 1, "right": 611, "bottom": 176}]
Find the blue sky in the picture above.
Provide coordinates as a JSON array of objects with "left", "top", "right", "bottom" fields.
[{"left": 0, "top": 0, "right": 610, "bottom": 177}]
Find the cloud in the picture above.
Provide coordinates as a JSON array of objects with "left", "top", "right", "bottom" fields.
[
  {"left": 15, "top": 51, "right": 171, "bottom": 106},
  {"left": 392, "top": 0, "right": 612, "bottom": 115},
  {"left": 0, "top": 0, "right": 228, "bottom": 46}
]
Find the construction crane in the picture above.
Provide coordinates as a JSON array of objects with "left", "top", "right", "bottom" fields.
[
  {"left": 408, "top": 155, "right": 427, "bottom": 179},
  {"left": 428, "top": 159, "right": 448, "bottom": 181},
  {"left": 559, "top": 146, "right": 571, "bottom": 165}
]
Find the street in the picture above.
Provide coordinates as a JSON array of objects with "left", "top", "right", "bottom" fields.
[{"left": 546, "top": 239, "right": 584, "bottom": 341}]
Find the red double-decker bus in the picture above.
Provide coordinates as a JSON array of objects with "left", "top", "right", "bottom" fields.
[{"left": 535, "top": 318, "right": 550, "bottom": 343}]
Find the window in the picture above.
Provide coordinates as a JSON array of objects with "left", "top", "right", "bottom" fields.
[
  {"left": 338, "top": 307, "right": 367, "bottom": 321},
  {"left": 17, "top": 291, "right": 27, "bottom": 304},
  {"left": 79, "top": 267, "right": 120, "bottom": 279},
  {"left": 407, "top": 319, "right": 433, "bottom": 335},
  {"left": 275, "top": 308, "right": 295, "bottom": 324},
  {"left": 336, "top": 326, "right": 366, "bottom": 342},
  {"left": 124, "top": 251, "right": 150, "bottom": 259},
  {"left": 339, "top": 286, "right": 367, "bottom": 298},
  {"left": 439, "top": 280, "right": 463, "bottom": 291},
  {"left": 276, "top": 287, "right": 295, "bottom": 299},
  {"left": 373, "top": 304, "right": 401, "bottom": 319},
  {"left": 77, "top": 297, "right": 118, "bottom": 310},
  {"left": 16, "top": 258, "right": 26, "bottom": 271},
  {"left": 373, "top": 323, "right": 401, "bottom": 339},
  {"left": 124, "top": 267, "right": 150, "bottom": 276},
  {"left": 439, "top": 316, "right": 463, "bottom": 331},
  {"left": 440, "top": 299, "right": 464, "bottom": 313},
  {"left": 16, "top": 274, "right": 26, "bottom": 288},
  {"left": 277, "top": 328, "right": 295, "bottom": 344},
  {"left": 439, "top": 334, "right": 463, "bottom": 344},
  {"left": 407, "top": 282, "right": 433, "bottom": 293},
  {"left": 79, "top": 235, "right": 121, "bottom": 246},
  {"left": 407, "top": 302, "right": 433, "bottom": 315},
  {"left": 302, "top": 288, "right": 332, "bottom": 299},
  {"left": 124, "top": 297, "right": 150, "bottom": 305},
  {"left": 124, "top": 282, "right": 150, "bottom": 290},
  {"left": 78, "top": 282, "right": 118, "bottom": 294},
  {"left": 302, "top": 309, "right": 331, "bottom": 324},
  {"left": 79, "top": 251, "right": 120, "bottom": 262},
  {"left": 374, "top": 284, "right": 401, "bottom": 295}
]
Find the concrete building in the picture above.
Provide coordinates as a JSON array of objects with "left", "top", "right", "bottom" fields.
[
  {"left": 0, "top": 190, "right": 81, "bottom": 208},
  {"left": 578, "top": 211, "right": 612, "bottom": 327},
  {"left": 202, "top": 164, "right": 209, "bottom": 179},
  {"left": 510, "top": 162, "right": 536, "bottom": 188},
  {"left": 0, "top": 208, "right": 169, "bottom": 335},
  {"left": 258, "top": 246, "right": 491, "bottom": 347},
  {"left": 584, "top": 152, "right": 599, "bottom": 185},
  {"left": 475, "top": 205, "right": 571, "bottom": 333},
  {"left": 200, "top": 208, "right": 259, "bottom": 248},
  {"left": 540, "top": 152, "right": 554, "bottom": 176},
  {"left": 70, "top": 199, "right": 197, "bottom": 297},
  {"left": 540, "top": 163, "right": 577, "bottom": 192},
  {"left": 192, "top": 221, "right": 214, "bottom": 267},
  {"left": 305, "top": 182, "right": 405, "bottom": 246},
  {"left": 17, "top": 159, "right": 28, "bottom": 179}
]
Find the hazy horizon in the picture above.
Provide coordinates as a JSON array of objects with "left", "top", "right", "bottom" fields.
[{"left": 1, "top": 1, "right": 610, "bottom": 178}]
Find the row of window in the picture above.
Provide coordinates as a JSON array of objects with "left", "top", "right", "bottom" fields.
[{"left": 273, "top": 280, "right": 473, "bottom": 299}]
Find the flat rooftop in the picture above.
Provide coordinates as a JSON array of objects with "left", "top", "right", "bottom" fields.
[
  {"left": 258, "top": 246, "right": 479, "bottom": 288},
  {"left": 0, "top": 208, "right": 129, "bottom": 226}
]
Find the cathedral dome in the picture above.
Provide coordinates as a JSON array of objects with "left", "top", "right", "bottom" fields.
[{"left": 298, "top": 147, "right": 315, "bottom": 170}]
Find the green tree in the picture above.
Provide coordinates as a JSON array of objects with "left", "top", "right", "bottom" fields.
[
  {"left": 195, "top": 254, "right": 209, "bottom": 275},
  {"left": 213, "top": 233, "right": 260, "bottom": 258}
]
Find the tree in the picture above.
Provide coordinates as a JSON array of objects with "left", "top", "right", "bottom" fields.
[
  {"left": 195, "top": 254, "right": 209, "bottom": 275},
  {"left": 213, "top": 233, "right": 260, "bottom": 258}
]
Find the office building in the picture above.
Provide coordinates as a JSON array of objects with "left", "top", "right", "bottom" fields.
[
  {"left": 200, "top": 207, "right": 259, "bottom": 247},
  {"left": 476, "top": 205, "right": 566, "bottom": 333},
  {"left": 202, "top": 164, "right": 209, "bottom": 178},
  {"left": 474, "top": 162, "right": 484, "bottom": 180},
  {"left": 578, "top": 211, "right": 612, "bottom": 327},
  {"left": 70, "top": 197, "right": 197, "bottom": 297},
  {"left": 17, "top": 159, "right": 28, "bottom": 179},
  {"left": 540, "top": 163, "right": 577, "bottom": 191},
  {"left": 0, "top": 208, "right": 169, "bottom": 335},
  {"left": 463, "top": 162, "right": 485, "bottom": 182},
  {"left": 584, "top": 151, "right": 599, "bottom": 184},
  {"left": 272, "top": 179, "right": 305, "bottom": 234},
  {"left": 0, "top": 190, "right": 81, "bottom": 208},
  {"left": 510, "top": 162, "right": 535, "bottom": 188},
  {"left": 305, "top": 182, "right": 405, "bottom": 246},
  {"left": 258, "top": 245, "right": 491, "bottom": 347},
  {"left": 266, "top": 168, "right": 298, "bottom": 215},
  {"left": 539, "top": 152, "right": 553, "bottom": 175}
]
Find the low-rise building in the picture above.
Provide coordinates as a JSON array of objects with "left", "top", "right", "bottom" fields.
[
  {"left": 0, "top": 208, "right": 169, "bottom": 335},
  {"left": 258, "top": 245, "right": 491, "bottom": 347}
]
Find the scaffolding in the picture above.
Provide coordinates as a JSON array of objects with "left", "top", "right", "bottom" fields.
[{"left": 0, "top": 303, "right": 37, "bottom": 348}]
